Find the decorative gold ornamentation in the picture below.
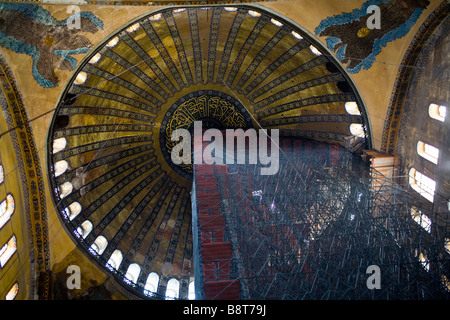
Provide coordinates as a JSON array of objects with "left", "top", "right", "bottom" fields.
[
  {"left": 44, "top": 36, "right": 55, "bottom": 46},
  {"left": 162, "top": 92, "right": 251, "bottom": 176},
  {"left": 357, "top": 27, "right": 371, "bottom": 38}
]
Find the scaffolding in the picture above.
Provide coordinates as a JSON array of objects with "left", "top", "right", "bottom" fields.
[{"left": 192, "top": 137, "right": 450, "bottom": 299}]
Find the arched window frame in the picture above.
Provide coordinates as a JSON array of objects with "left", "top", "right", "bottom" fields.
[
  {"left": 408, "top": 168, "right": 436, "bottom": 203},
  {"left": 410, "top": 206, "right": 432, "bottom": 233},
  {"left": 67, "top": 202, "right": 82, "bottom": 221},
  {"left": 88, "top": 52, "right": 102, "bottom": 65},
  {"left": 0, "top": 235, "right": 16, "bottom": 268},
  {"left": 54, "top": 160, "right": 69, "bottom": 177},
  {"left": 188, "top": 281, "right": 195, "bottom": 300},
  {"left": 0, "top": 164, "right": 4, "bottom": 184},
  {"left": 76, "top": 220, "right": 93, "bottom": 239},
  {"left": 74, "top": 71, "right": 88, "bottom": 85},
  {"left": 345, "top": 101, "right": 361, "bottom": 116},
  {"left": 124, "top": 263, "right": 141, "bottom": 285},
  {"left": 89, "top": 235, "right": 108, "bottom": 256},
  {"left": 428, "top": 103, "right": 446, "bottom": 122},
  {"left": 58, "top": 182, "right": 73, "bottom": 199},
  {"left": 106, "top": 36, "right": 119, "bottom": 48},
  {"left": 0, "top": 194, "right": 15, "bottom": 229},
  {"left": 248, "top": 10, "right": 261, "bottom": 18},
  {"left": 417, "top": 141, "right": 439, "bottom": 164},
  {"left": 52, "top": 137, "right": 67, "bottom": 154},
  {"left": 165, "top": 278, "right": 180, "bottom": 300},
  {"left": 5, "top": 282, "right": 18, "bottom": 300},
  {"left": 144, "top": 272, "right": 159, "bottom": 296},
  {"left": 106, "top": 249, "right": 123, "bottom": 271},
  {"left": 126, "top": 22, "right": 140, "bottom": 33},
  {"left": 309, "top": 45, "right": 322, "bottom": 56},
  {"left": 349, "top": 123, "right": 365, "bottom": 138},
  {"left": 270, "top": 18, "right": 283, "bottom": 28}
]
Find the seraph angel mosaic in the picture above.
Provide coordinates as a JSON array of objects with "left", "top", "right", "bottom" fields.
[
  {"left": 0, "top": 3, "right": 103, "bottom": 88},
  {"left": 315, "top": 0, "right": 430, "bottom": 73}
]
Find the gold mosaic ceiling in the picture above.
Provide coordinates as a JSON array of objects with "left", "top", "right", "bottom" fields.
[{"left": 47, "top": 5, "right": 369, "bottom": 298}]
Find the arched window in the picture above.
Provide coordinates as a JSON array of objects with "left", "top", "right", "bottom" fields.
[
  {"left": 417, "top": 141, "right": 439, "bottom": 164},
  {"left": 149, "top": 13, "right": 162, "bottom": 21},
  {"left": 173, "top": 8, "right": 186, "bottom": 14},
  {"left": 5, "top": 282, "right": 18, "bottom": 300},
  {"left": 90, "top": 235, "right": 108, "bottom": 255},
  {"left": 106, "top": 250, "right": 123, "bottom": 271},
  {"left": 349, "top": 123, "right": 365, "bottom": 138},
  {"left": 410, "top": 206, "right": 432, "bottom": 233},
  {"left": 0, "top": 194, "right": 15, "bottom": 229},
  {"left": 248, "top": 10, "right": 261, "bottom": 18},
  {"left": 408, "top": 168, "right": 436, "bottom": 203},
  {"left": 124, "top": 263, "right": 141, "bottom": 285},
  {"left": 67, "top": 202, "right": 82, "bottom": 221},
  {"left": 52, "top": 137, "right": 67, "bottom": 154},
  {"left": 126, "top": 23, "right": 140, "bottom": 33},
  {"left": 345, "top": 101, "right": 361, "bottom": 115},
  {"left": 106, "top": 36, "right": 119, "bottom": 48},
  {"left": 74, "top": 71, "right": 88, "bottom": 85},
  {"left": 76, "top": 220, "right": 93, "bottom": 239},
  {"left": 270, "top": 18, "right": 283, "bottom": 27},
  {"left": 0, "top": 235, "right": 16, "bottom": 268},
  {"left": 59, "top": 182, "right": 73, "bottom": 199},
  {"left": 0, "top": 164, "right": 4, "bottom": 184},
  {"left": 309, "top": 45, "right": 322, "bottom": 56},
  {"left": 165, "top": 278, "right": 180, "bottom": 300},
  {"left": 291, "top": 31, "right": 303, "bottom": 40},
  {"left": 89, "top": 52, "right": 102, "bottom": 65},
  {"left": 54, "top": 160, "right": 69, "bottom": 177},
  {"left": 428, "top": 103, "right": 446, "bottom": 122},
  {"left": 144, "top": 272, "right": 159, "bottom": 295},
  {"left": 188, "top": 281, "right": 195, "bottom": 300}
]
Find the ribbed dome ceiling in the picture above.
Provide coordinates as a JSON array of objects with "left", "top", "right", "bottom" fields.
[{"left": 48, "top": 5, "right": 369, "bottom": 299}]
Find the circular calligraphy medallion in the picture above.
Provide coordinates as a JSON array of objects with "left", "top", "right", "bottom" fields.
[{"left": 160, "top": 90, "right": 253, "bottom": 179}]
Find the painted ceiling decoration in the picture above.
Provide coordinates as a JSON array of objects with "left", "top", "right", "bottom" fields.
[
  {"left": 315, "top": 0, "right": 430, "bottom": 73},
  {"left": 47, "top": 5, "right": 371, "bottom": 298},
  {"left": 0, "top": 3, "right": 103, "bottom": 88}
]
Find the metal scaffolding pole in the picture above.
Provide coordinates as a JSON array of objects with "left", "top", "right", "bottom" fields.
[{"left": 192, "top": 138, "right": 450, "bottom": 299}]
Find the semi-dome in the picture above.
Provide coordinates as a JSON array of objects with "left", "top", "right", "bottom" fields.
[{"left": 47, "top": 4, "right": 369, "bottom": 299}]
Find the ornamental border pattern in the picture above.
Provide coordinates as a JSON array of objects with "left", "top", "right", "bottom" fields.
[{"left": 0, "top": 53, "right": 50, "bottom": 299}]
